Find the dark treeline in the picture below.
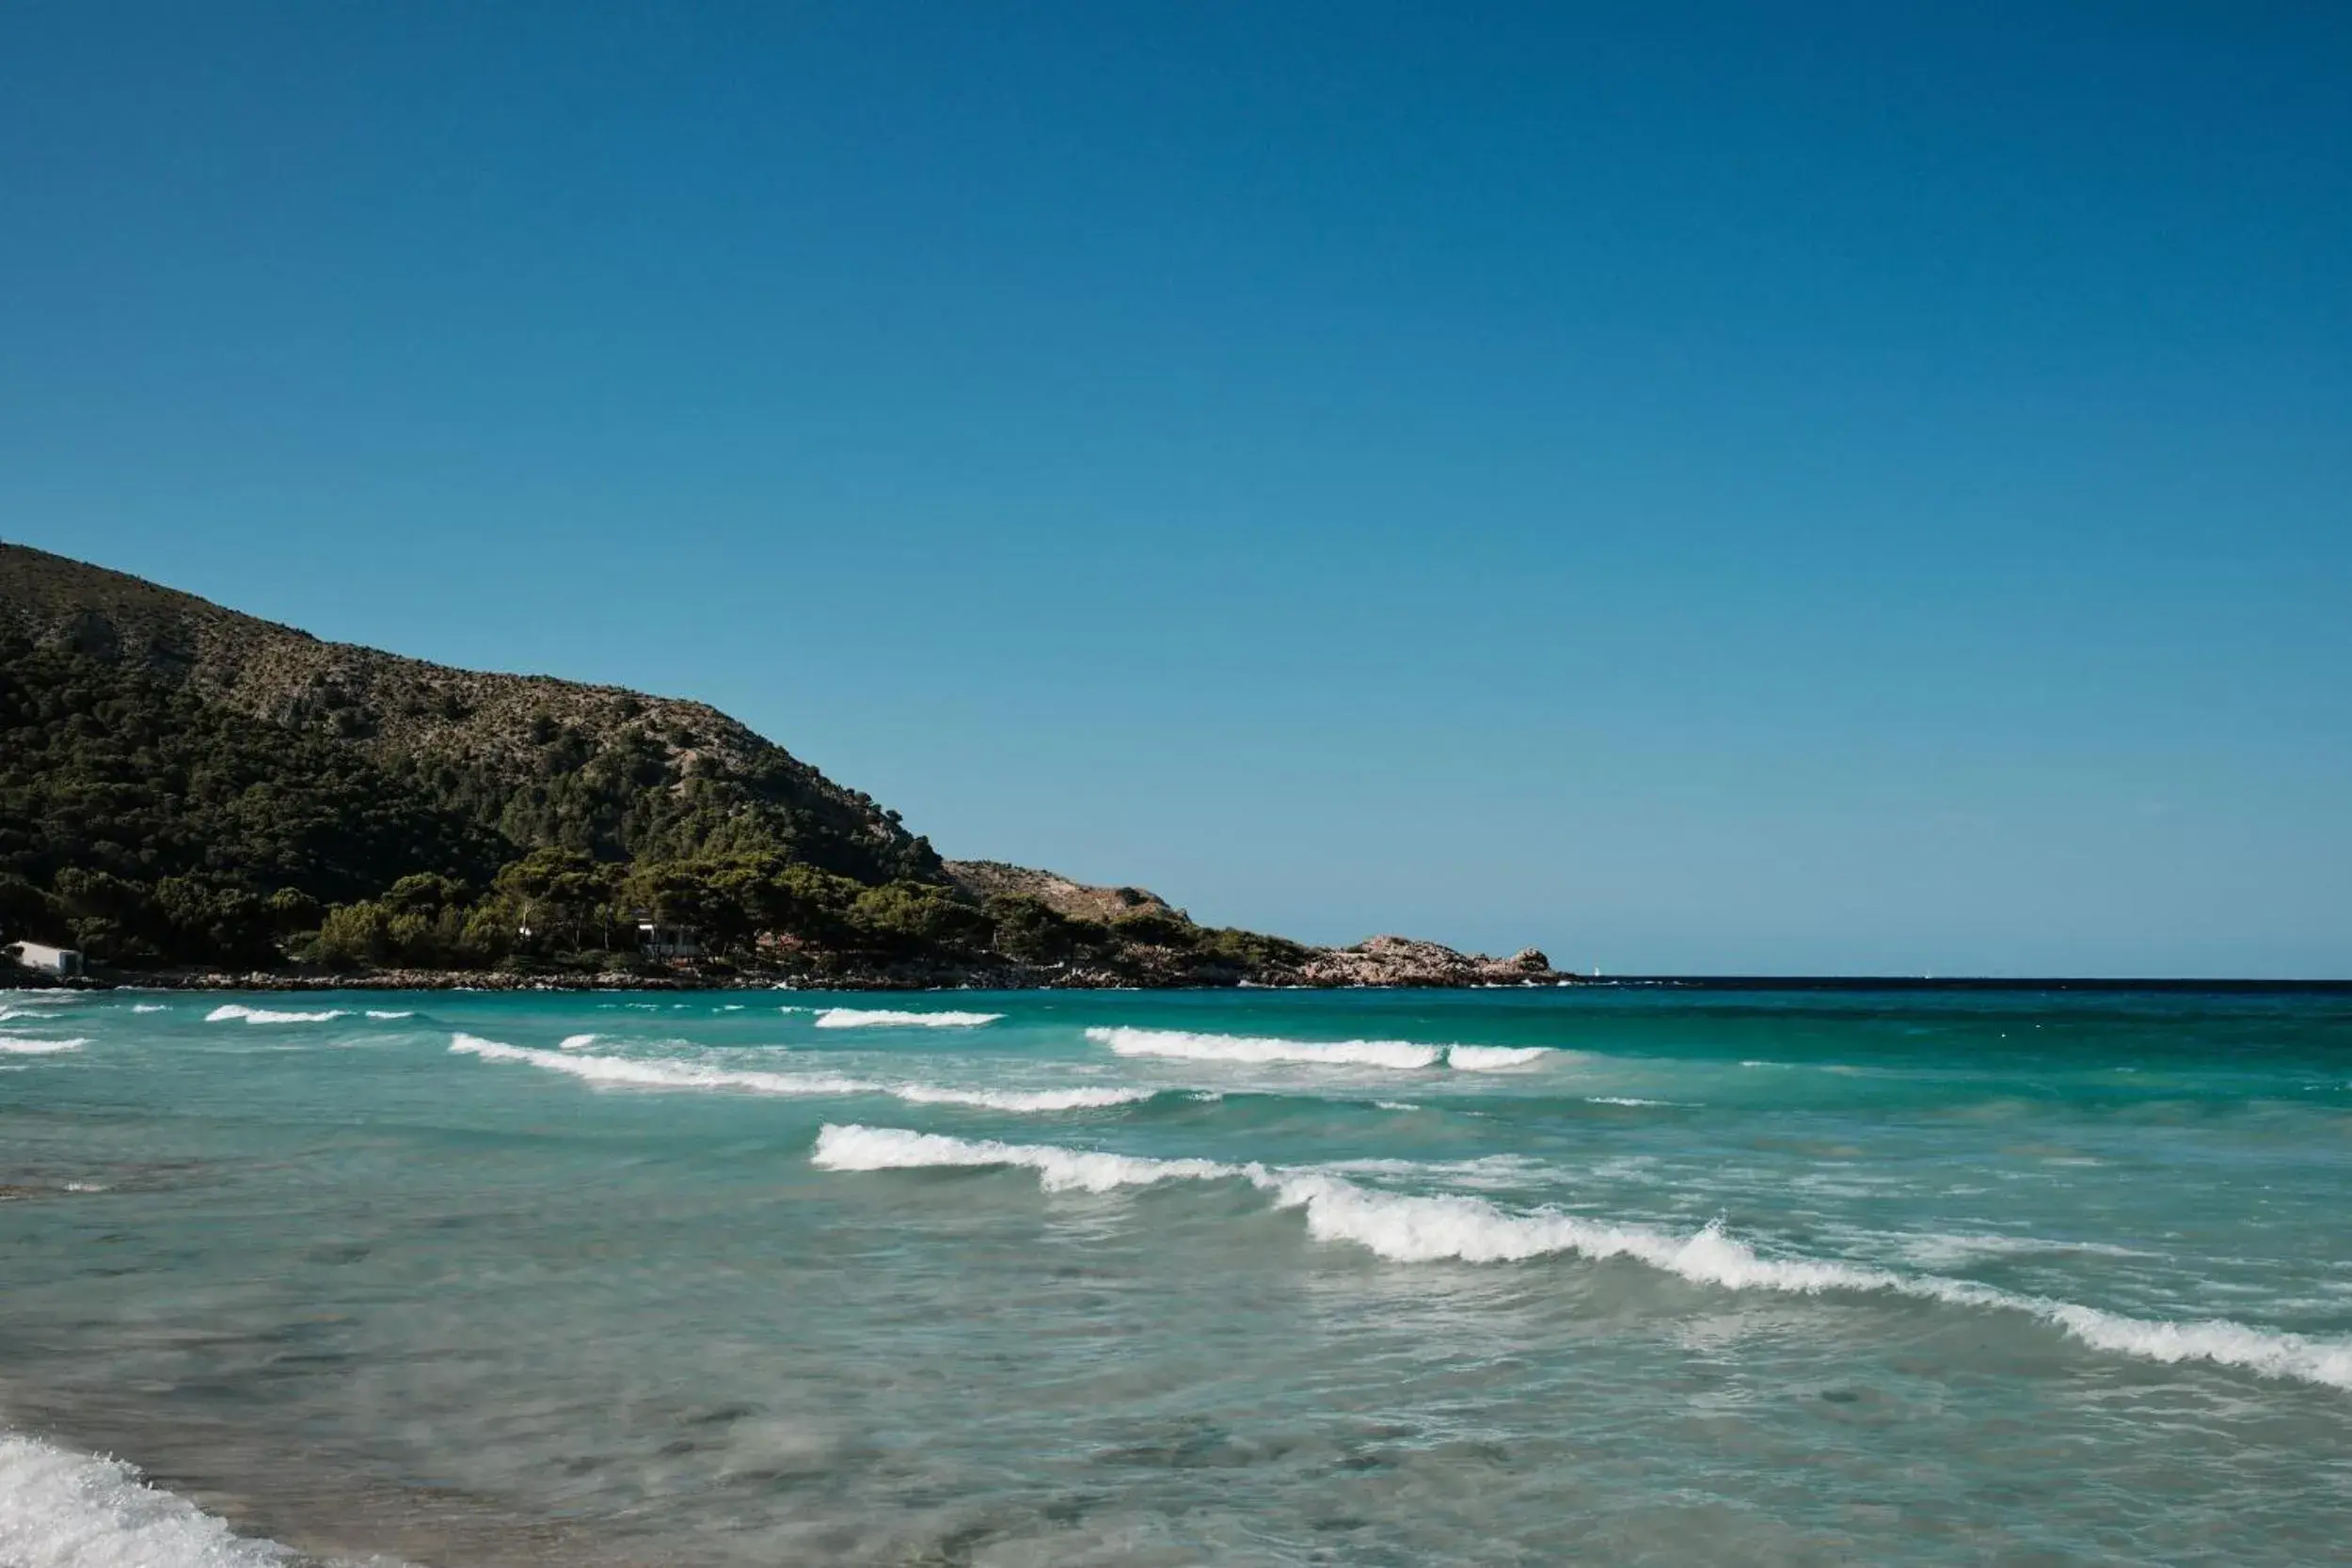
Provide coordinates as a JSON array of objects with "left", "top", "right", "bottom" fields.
[
  {"left": 0, "top": 638, "right": 1303, "bottom": 980},
  {"left": 297, "top": 848, "right": 1306, "bottom": 980},
  {"left": 1, "top": 638, "right": 504, "bottom": 965}
]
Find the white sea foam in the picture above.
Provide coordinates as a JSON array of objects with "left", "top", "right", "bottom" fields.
[
  {"left": 814, "top": 1124, "right": 1236, "bottom": 1192},
  {"left": 0, "top": 1432, "right": 296, "bottom": 1567},
  {"left": 884, "top": 1082, "right": 1157, "bottom": 1112},
  {"left": 365, "top": 1009, "right": 415, "bottom": 1020},
  {"left": 130, "top": 1004, "right": 168, "bottom": 1014},
  {"left": 1446, "top": 1045, "right": 1553, "bottom": 1070},
  {"left": 204, "top": 1004, "right": 346, "bottom": 1024},
  {"left": 813, "top": 1008, "right": 1005, "bottom": 1029},
  {"left": 453, "top": 1035, "right": 1149, "bottom": 1114},
  {"left": 1586, "top": 1096, "right": 1683, "bottom": 1107},
  {"left": 811, "top": 1126, "right": 2352, "bottom": 1391},
  {"left": 0, "top": 1037, "right": 86, "bottom": 1054},
  {"left": 456, "top": 1034, "right": 870, "bottom": 1096},
  {"left": 1085, "top": 1026, "right": 1559, "bottom": 1072},
  {"left": 558, "top": 1033, "right": 599, "bottom": 1051},
  {"left": 1086, "top": 1026, "right": 1442, "bottom": 1069},
  {"left": 1897, "top": 1231, "right": 2158, "bottom": 1267}
]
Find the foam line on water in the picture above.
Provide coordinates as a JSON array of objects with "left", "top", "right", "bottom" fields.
[
  {"left": 205, "top": 1004, "right": 346, "bottom": 1024},
  {"left": 1087, "top": 1027, "right": 1565, "bottom": 1071},
  {"left": 1086, "top": 1026, "right": 1442, "bottom": 1069},
  {"left": 1445, "top": 1045, "right": 1553, "bottom": 1070},
  {"left": 809, "top": 1125, "right": 2352, "bottom": 1391},
  {"left": 0, "top": 1432, "right": 302, "bottom": 1567},
  {"left": 0, "top": 1036, "right": 86, "bottom": 1053},
  {"left": 452, "top": 1035, "right": 1149, "bottom": 1114},
  {"left": 1898, "top": 1231, "right": 2159, "bottom": 1267},
  {"left": 815, "top": 1124, "right": 1238, "bottom": 1192},
  {"left": 814, "top": 1008, "right": 1005, "bottom": 1029}
]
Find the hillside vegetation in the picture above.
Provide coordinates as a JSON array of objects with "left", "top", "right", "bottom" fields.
[
  {"left": 0, "top": 541, "right": 1388, "bottom": 985},
  {"left": 0, "top": 543, "right": 934, "bottom": 882}
]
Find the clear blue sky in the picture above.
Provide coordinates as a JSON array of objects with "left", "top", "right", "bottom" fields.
[{"left": 4, "top": 3, "right": 2347, "bottom": 976}]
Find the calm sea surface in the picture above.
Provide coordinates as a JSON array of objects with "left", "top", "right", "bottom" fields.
[{"left": 2, "top": 986, "right": 2348, "bottom": 1565}]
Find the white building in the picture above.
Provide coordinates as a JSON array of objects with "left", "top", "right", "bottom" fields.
[{"left": 6, "top": 942, "right": 84, "bottom": 977}]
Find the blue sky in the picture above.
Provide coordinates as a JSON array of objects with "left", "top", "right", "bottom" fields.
[{"left": 3, "top": 3, "right": 2347, "bottom": 975}]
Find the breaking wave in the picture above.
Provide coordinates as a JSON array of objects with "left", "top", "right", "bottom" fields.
[
  {"left": 1446, "top": 1045, "right": 1552, "bottom": 1070},
  {"left": 0, "top": 1036, "right": 86, "bottom": 1053},
  {"left": 452, "top": 1035, "right": 1149, "bottom": 1114},
  {"left": 809, "top": 1125, "right": 2352, "bottom": 1391},
  {"left": 558, "top": 1033, "right": 599, "bottom": 1051},
  {"left": 814, "top": 1008, "right": 1005, "bottom": 1029},
  {"left": 815, "top": 1124, "right": 1236, "bottom": 1191},
  {"left": 205, "top": 1004, "right": 346, "bottom": 1024},
  {"left": 365, "top": 1009, "right": 415, "bottom": 1020},
  {"left": 1087, "top": 1027, "right": 1559, "bottom": 1072},
  {"left": 0, "top": 1432, "right": 298, "bottom": 1568},
  {"left": 1087, "top": 1027, "right": 1440, "bottom": 1069}
]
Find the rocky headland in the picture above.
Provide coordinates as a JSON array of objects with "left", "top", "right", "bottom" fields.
[{"left": 2, "top": 541, "right": 1567, "bottom": 990}]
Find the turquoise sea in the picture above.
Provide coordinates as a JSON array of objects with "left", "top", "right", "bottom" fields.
[{"left": 2, "top": 985, "right": 2348, "bottom": 1565}]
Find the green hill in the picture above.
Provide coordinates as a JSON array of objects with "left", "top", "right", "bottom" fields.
[
  {"left": 0, "top": 542, "right": 936, "bottom": 883},
  {"left": 0, "top": 541, "right": 1365, "bottom": 984}
]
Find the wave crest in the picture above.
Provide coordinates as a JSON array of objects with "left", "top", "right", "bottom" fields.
[
  {"left": 809, "top": 1125, "right": 2352, "bottom": 1391},
  {"left": 205, "top": 1004, "right": 345, "bottom": 1024},
  {"left": 1446, "top": 1045, "right": 1551, "bottom": 1070},
  {"left": 1086, "top": 1026, "right": 1441, "bottom": 1069},
  {"left": 452, "top": 1035, "right": 1148, "bottom": 1115},
  {"left": 0, "top": 1036, "right": 85, "bottom": 1054},
  {"left": 0, "top": 1432, "right": 295, "bottom": 1568},
  {"left": 814, "top": 1124, "right": 1236, "bottom": 1192},
  {"left": 1086, "top": 1027, "right": 1562, "bottom": 1072},
  {"left": 814, "top": 1008, "right": 1004, "bottom": 1029}
]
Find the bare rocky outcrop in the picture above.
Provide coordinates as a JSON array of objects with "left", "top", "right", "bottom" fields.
[{"left": 943, "top": 860, "right": 1183, "bottom": 924}]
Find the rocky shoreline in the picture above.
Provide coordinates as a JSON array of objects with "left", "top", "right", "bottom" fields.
[{"left": 12, "top": 936, "right": 1572, "bottom": 993}]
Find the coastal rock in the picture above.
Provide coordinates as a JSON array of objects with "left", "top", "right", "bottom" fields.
[
  {"left": 1286, "top": 936, "right": 1567, "bottom": 989},
  {"left": 4, "top": 542, "right": 1574, "bottom": 993},
  {"left": 942, "top": 861, "right": 1183, "bottom": 925}
]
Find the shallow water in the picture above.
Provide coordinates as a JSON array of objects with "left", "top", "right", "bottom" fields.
[{"left": 3, "top": 986, "right": 2349, "bottom": 1565}]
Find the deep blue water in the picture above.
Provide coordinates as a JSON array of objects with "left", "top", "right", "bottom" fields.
[{"left": 3, "top": 986, "right": 2348, "bottom": 1565}]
